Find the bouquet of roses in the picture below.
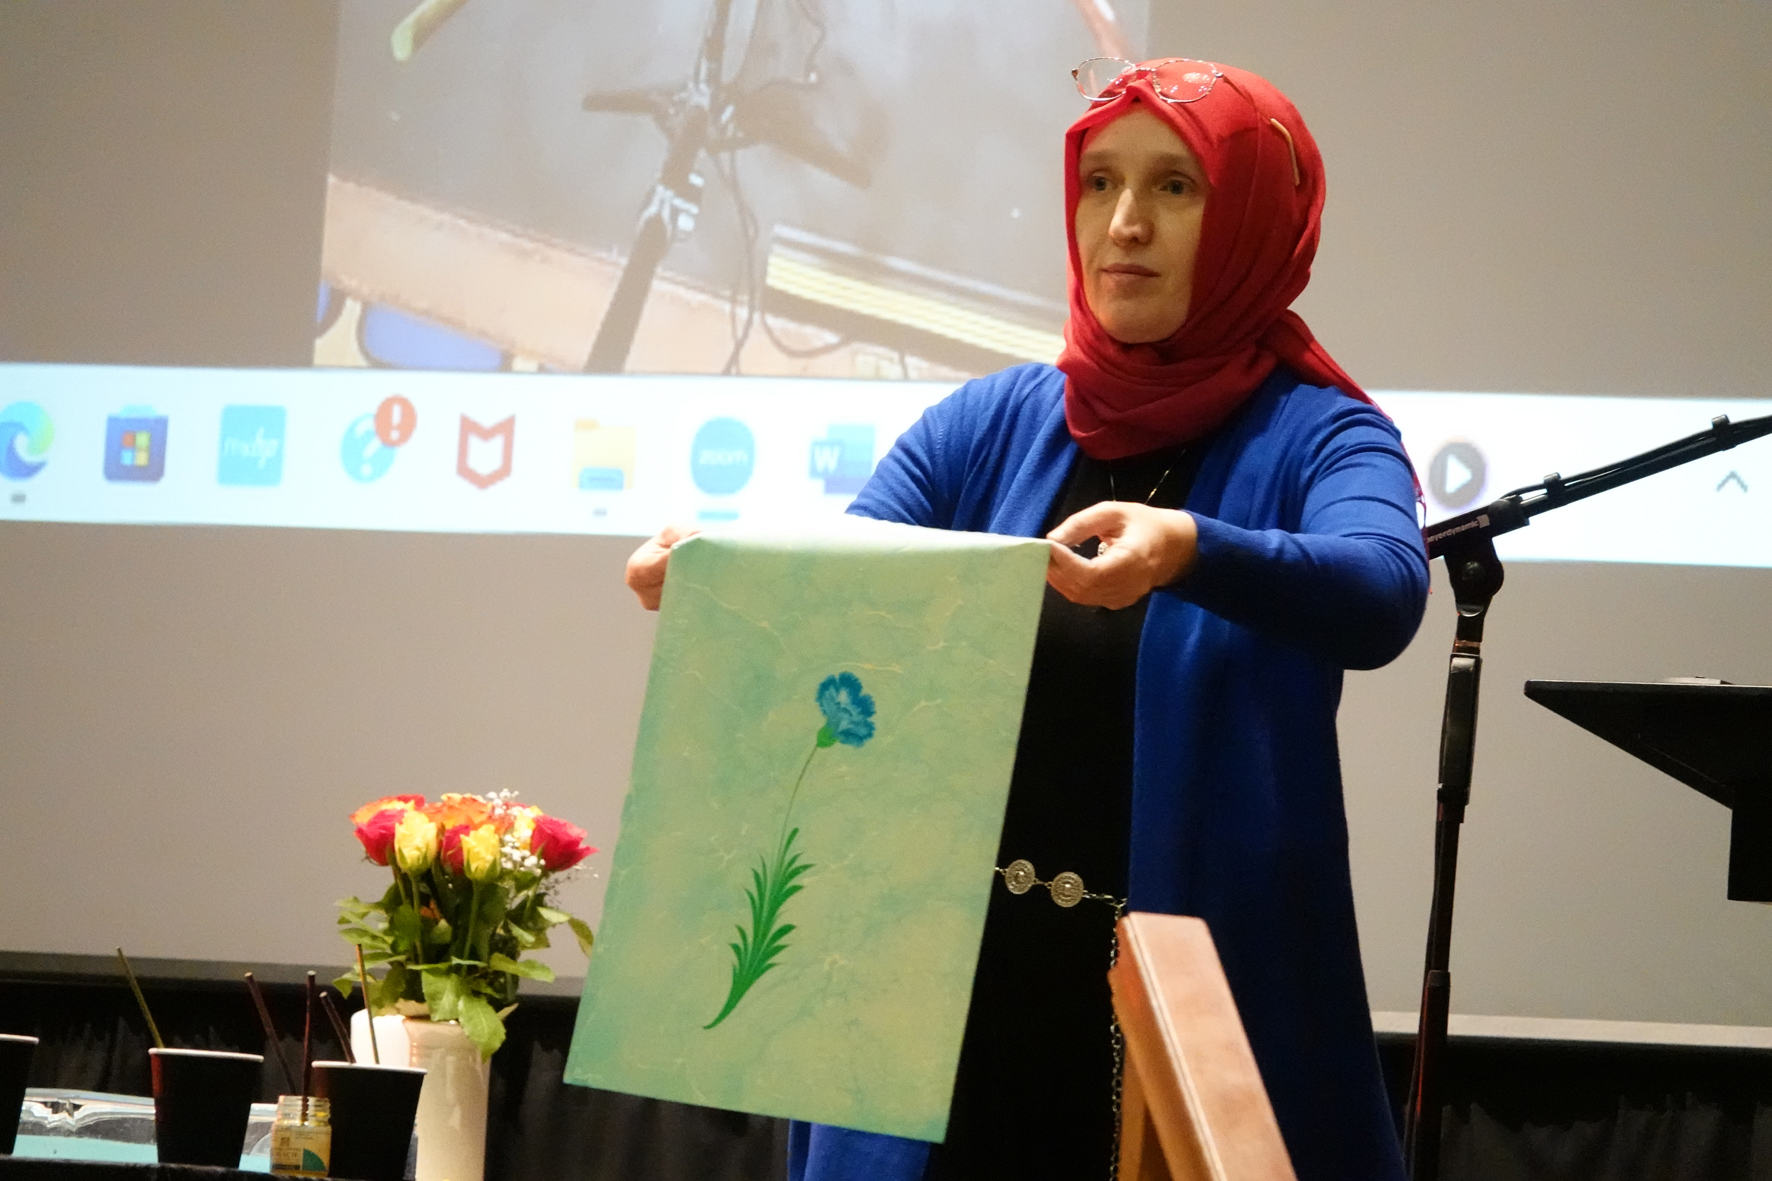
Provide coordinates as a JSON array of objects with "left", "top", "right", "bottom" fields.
[{"left": 336, "top": 791, "right": 596, "bottom": 1057}]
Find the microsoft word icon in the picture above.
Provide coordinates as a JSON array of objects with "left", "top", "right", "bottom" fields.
[{"left": 809, "top": 425, "right": 874, "bottom": 495}]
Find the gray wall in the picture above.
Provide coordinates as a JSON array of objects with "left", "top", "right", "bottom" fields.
[
  {"left": 4, "top": 525, "right": 1771, "bottom": 1021},
  {"left": 0, "top": 524, "right": 650, "bottom": 984},
  {"left": 1344, "top": 561, "right": 1772, "bottom": 1023},
  {"left": 1151, "top": 0, "right": 1772, "bottom": 401}
]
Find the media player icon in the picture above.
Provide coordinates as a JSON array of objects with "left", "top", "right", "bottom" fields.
[{"left": 1428, "top": 440, "right": 1487, "bottom": 510}]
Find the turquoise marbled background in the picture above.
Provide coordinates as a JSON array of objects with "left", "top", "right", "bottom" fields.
[{"left": 566, "top": 521, "right": 1049, "bottom": 1141}]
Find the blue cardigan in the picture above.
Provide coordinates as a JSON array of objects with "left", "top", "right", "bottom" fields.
[{"left": 790, "top": 363, "right": 1427, "bottom": 1181}]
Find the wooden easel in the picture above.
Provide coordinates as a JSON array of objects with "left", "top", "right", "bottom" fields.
[{"left": 1110, "top": 913, "right": 1297, "bottom": 1181}]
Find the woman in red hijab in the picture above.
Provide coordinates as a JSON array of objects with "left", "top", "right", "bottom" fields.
[{"left": 633, "top": 58, "right": 1425, "bottom": 1181}]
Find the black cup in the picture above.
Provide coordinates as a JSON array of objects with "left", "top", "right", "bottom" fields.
[
  {"left": 312, "top": 1061, "right": 425, "bottom": 1181},
  {"left": 0, "top": 1034, "right": 38, "bottom": 1155},
  {"left": 149, "top": 1047, "right": 263, "bottom": 1166}
]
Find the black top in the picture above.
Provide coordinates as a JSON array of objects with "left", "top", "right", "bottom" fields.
[{"left": 926, "top": 442, "right": 1199, "bottom": 1179}]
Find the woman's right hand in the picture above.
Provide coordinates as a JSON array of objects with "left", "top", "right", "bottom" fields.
[{"left": 624, "top": 524, "right": 701, "bottom": 611}]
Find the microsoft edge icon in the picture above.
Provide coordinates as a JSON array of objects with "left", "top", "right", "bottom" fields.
[{"left": 0, "top": 402, "right": 53, "bottom": 481}]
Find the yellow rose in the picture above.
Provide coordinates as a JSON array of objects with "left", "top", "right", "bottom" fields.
[
  {"left": 461, "top": 824, "right": 501, "bottom": 882},
  {"left": 393, "top": 811, "right": 439, "bottom": 874}
]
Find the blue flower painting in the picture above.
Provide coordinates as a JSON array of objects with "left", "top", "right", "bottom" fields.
[
  {"left": 816, "top": 672, "right": 876, "bottom": 747},
  {"left": 705, "top": 673, "right": 876, "bottom": 1029}
]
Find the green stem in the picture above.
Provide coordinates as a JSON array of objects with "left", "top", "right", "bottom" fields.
[
  {"left": 775, "top": 743, "right": 820, "bottom": 851},
  {"left": 464, "top": 881, "right": 480, "bottom": 964},
  {"left": 396, "top": 870, "right": 422, "bottom": 965}
]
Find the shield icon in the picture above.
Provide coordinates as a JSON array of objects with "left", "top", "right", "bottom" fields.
[{"left": 457, "top": 414, "right": 514, "bottom": 489}]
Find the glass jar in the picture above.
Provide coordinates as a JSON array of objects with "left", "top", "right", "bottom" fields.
[{"left": 269, "top": 1095, "right": 330, "bottom": 1177}]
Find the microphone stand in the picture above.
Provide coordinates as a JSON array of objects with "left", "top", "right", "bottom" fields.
[{"left": 1403, "top": 410, "right": 1772, "bottom": 1181}]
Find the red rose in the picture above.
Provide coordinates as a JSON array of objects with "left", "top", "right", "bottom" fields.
[
  {"left": 530, "top": 815, "right": 595, "bottom": 872},
  {"left": 354, "top": 808, "right": 402, "bottom": 866},
  {"left": 439, "top": 825, "right": 469, "bottom": 874}
]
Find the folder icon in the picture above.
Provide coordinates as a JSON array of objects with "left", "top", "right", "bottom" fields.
[{"left": 574, "top": 420, "right": 636, "bottom": 491}]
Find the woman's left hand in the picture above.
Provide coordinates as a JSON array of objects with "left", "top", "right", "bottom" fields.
[{"left": 1045, "top": 502, "right": 1199, "bottom": 609}]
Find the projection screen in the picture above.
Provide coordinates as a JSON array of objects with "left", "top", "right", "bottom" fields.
[{"left": 2, "top": 0, "right": 1770, "bottom": 1036}]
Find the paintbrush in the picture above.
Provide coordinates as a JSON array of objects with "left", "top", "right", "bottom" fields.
[
  {"left": 115, "top": 948, "right": 163, "bottom": 1049},
  {"left": 301, "top": 972, "right": 316, "bottom": 1119},
  {"left": 244, "top": 972, "right": 299, "bottom": 1091},
  {"left": 319, "top": 989, "right": 356, "bottom": 1064},
  {"left": 355, "top": 946, "right": 381, "bottom": 1065}
]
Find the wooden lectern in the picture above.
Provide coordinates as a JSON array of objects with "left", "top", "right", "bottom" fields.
[{"left": 1109, "top": 912, "right": 1297, "bottom": 1181}]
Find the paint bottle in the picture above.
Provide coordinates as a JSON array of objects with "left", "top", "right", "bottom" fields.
[{"left": 270, "top": 1095, "right": 330, "bottom": 1177}]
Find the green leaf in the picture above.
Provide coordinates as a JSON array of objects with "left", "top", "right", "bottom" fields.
[
  {"left": 494, "top": 1003, "right": 518, "bottom": 1020},
  {"left": 488, "top": 953, "right": 554, "bottom": 982},
  {"left": 425, "top": 918, "right": 453, "bottom": 945},
  {"left": 338, "top": 913, "right": 388, "bottom": 933},
  {"left": 421, "top": 968, "right": 465, "bottom": 1021},
  {"left": 332, "top": 972, "right": 359, "bottom": 1000},
  {"left": 568, "top": 917, "right": 595, "bottom": 956},
  {"left": 815, "top": 724, "right": 836, "bottom": 748},
  {"left": 390, "top": 904, "right": 422, "bottom": 951},
  {"left": 534, "top": 906, "right": 571, "bottom": 926},
  {"left": 371, "top": 961, "right": 410, "bottom": 1014},
  {"left": 339, "top": 927, "right": 393, "bottom": 950},
  {"left": 457, "top": 993, "right": 506, "bottom": 1059},
  {"left": 509, "top": 924, "right": 548, "bottom": 950}
]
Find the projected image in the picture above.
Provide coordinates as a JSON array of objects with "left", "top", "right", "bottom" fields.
[{"left": 315, "top": 0, "right": 1146, "bottom": 378}]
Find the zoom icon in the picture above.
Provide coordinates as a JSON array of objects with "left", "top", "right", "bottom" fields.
[
  {"left": 1428, "top": 440, "right": 1488, "bottom": 510},
  {"left": 690, "top": 417, "right": 754, "bottom": 495}
]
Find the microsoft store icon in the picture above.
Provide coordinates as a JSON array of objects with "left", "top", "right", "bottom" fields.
[{"left": 105, "top": 408, "right": 168, "bottom": 483}]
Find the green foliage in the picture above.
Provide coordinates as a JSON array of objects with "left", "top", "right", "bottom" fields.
[
  {"left": 489, "top": 953, "right": 555, "bottom": 982},
  {"left": 567, "top": 917, "right": 596, "bottom": 956},
  {"left": 336, "top": 859, "right": 590, "bottom": 1059},
  {"left": 458, "top": 994, "right": 505, "bottom": 1056},
  {"left": 705, "top": 827, "right": 813, "bottom": 1029}
]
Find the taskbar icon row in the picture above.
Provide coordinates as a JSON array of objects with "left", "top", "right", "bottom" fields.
[{"left": 2, "top": 398, "right": 877, "bottom": 499}]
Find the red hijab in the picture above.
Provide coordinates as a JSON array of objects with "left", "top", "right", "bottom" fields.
[{"left": 1057, "top": 62, "right": 1378, "bottom": 459}]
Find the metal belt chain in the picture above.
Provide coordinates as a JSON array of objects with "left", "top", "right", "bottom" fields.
[{"left": 994, "top": 860, "right": 1128, "bottom": 1180}]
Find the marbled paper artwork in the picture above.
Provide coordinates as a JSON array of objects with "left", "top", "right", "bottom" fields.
[{"left": 566, "top": 519, "right": 1049, "bottom": 1140}]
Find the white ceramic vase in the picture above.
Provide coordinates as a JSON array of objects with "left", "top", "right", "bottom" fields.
[{"left": 351, "top": 1011, "right": 490, "bottom": 1181}]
